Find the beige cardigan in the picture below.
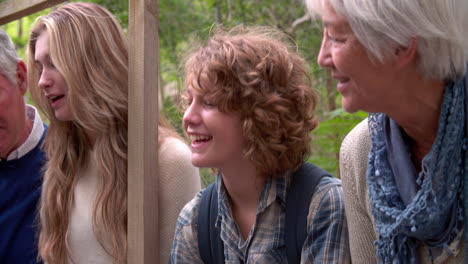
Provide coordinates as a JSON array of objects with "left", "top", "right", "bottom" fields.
[
  {"left": 340, "top": 119, "right": 465, "bottom": 264},
  {"left": 67, "top": 136, "right": 201, "bottom": 264}
]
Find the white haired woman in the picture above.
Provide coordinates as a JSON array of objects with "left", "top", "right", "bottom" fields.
[{"left": 306, "top": 0, "right": 467, "bottom": 263}]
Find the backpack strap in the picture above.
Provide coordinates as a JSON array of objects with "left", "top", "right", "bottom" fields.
[
  {"left": 197, "top": 182, "right": 224, "bottom": 264},
  {"left": 197, "top": 162, "right": 331, "bottom": 263},
  {"left": 463, "top": 71, "right": 468, "bottom": 261},
  {"left": 464, "top": 72, "right": 468, "bottom": 136},
  {"left": 285, "top": 162, "right": 332, "bottom": 264}
]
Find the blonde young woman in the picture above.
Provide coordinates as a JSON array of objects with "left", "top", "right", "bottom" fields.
[{"left": 27, "top": 2, "right": 201, "bottom": 263}]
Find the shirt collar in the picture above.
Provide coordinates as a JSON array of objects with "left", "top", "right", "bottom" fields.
[
  {"left": 216, "top": 171, "right": 291, "bottom": 223},
  {"left": 7, "top": 105, "right": 45, "bottom": 161},
  {"left": 257, "top": 174, "right": 289, "bottom": 213}
]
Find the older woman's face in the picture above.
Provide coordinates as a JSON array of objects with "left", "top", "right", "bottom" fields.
[{"left": 317, "top": 0, "right": 397, "bottom": 113}]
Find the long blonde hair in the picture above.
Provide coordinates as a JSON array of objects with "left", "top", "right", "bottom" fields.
[{"left": 27, "top": 3, "right": 128, "bottom": 263}]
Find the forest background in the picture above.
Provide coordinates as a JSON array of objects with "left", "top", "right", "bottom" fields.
[{"left": 1, "top": 0, "right": 366, "bottom": 186}]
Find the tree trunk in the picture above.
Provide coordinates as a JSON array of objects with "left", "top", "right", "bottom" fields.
[
  {"left": 215, "top": 0, "right": 222, "bottom": 24},
  {"left": 226, "top": 0, "right": 231, "bottom": 22},
  {"left": 158, "top": 70, "right": 165, "bottom": 110},
  {"left": 239, "top": 0, "right": 246, "bottom": 24},
  {"left": 325, "top": 69, "right": 336, "bottom": 111}
]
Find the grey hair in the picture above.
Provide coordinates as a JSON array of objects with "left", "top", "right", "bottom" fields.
[
  {"left": 0, "top": 29, "right": 20, "bottom": 84},
  {"left": 306, "top": 0, "right": 468, "bottom": 81}
]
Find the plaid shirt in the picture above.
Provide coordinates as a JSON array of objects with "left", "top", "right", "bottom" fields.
[{"left": 170, "top": 174, "right": 350, "bottom": 263}]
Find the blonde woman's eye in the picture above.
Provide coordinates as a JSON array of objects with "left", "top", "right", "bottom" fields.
[
  {"left": 35, "top": 63, "right": 43, "bottom": 75},
  {"left": 49, "top": 60, "right": 57, "bottom": 70}
]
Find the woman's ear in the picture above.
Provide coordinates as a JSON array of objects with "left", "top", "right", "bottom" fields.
[{"left": 395, "top": 37, "right": 417, "bottom": 67}]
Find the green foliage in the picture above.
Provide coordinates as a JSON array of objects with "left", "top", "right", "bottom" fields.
[
  {"left": 159, "top": 0, "right": 214, "bottom": 84},
  {"left": 199, "top": 168, "right": 216, "bottom": 188},
  {"left": 309, "top": 109, "right": 367, "bottom": 177},
  {"left": 1, "top": 10, "right": 50, "bottom": 60},
  {"left": 162, "top": 96, "right": 184, "bottom": 136}
]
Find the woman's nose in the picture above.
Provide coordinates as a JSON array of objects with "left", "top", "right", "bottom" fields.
[
  {"left": 38, "top": 69, "right": 52, "bottom": 90},
  {"left": 317, "top": 35, "right": 333, "bottom": 68}
]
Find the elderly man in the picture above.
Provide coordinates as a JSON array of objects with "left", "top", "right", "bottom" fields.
[{"left": 0, "top": 29, "right": 47, "bottom": 263}]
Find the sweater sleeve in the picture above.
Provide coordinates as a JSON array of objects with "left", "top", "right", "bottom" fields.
[
  {"left": 339, "top": 118, "right": 379, "bottom": 263},
  {"left": 158, "top": 137, "right": 201, "bottom": 264}
]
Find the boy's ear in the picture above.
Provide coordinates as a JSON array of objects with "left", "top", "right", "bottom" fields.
[
  {"left": 395, "top": 37, "right": 417, "bottom": 67},
  {"left": 16, "top": 61, "right": 27, "bottom": 95}
]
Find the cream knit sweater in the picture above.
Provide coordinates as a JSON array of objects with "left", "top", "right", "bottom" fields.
[
  {"left": 67, "top": 137, "right": 201, "bottom": 263},
  {"left": 340, "top": 119, "right": 465, "bottom": 264}
]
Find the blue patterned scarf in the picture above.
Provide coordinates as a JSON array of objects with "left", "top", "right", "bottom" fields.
[{"left": 367, "top": 77, "right": 466, "bottom": 264}]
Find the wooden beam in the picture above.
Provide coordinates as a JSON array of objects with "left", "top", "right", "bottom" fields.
[
  {"left": 128, "top": 0, "right": 159, "bottom": 263},
  {"left": 0, "top": 0, "right": 66, "bottom": 25}
]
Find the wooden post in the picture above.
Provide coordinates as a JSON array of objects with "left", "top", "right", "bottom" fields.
[
  {"left": 128, "top": 0, "right": 159, "bottom": 263},
  {"left": 0, "top": 0, "right": 66, "bottom": 25}
]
